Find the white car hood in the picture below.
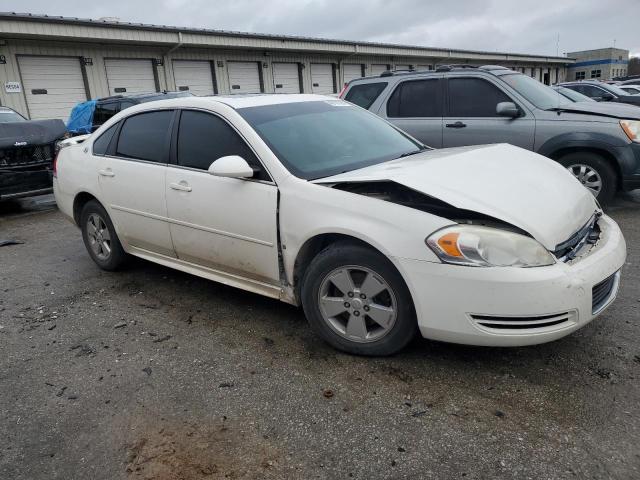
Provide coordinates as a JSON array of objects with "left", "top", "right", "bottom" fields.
[{"left": 316, "top": 144, "right": 598, "bottom": 250}]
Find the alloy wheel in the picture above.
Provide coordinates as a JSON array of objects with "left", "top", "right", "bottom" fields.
[
  {"left": 567, "top": 163, "right": 603, "bottom": 197},
  {"left": 86, "top": 213, "right": 112, "bottom": 261},
  {"left": 317, "top": 265, "right": 397, "bottom": 343}
]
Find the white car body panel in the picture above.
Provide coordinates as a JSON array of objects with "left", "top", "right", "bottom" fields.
[
  {"left": 53, "top": 94, "right": 627, "bottom": 348},
  {"left": 316, "top": 143, "right": 597, "bottom": 250}
]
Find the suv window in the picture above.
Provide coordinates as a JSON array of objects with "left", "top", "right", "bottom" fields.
[
  {"left": 116, "top": 110, "right": 173, "bottom": 163},
  {"left": 571, "top": 84, "right": 607, "bottom": 99},
  {"left": 387, "top": 79, "right": 441, "bottom": 117},
  {"left": 177, "top": 110, "right": 269, "bottom": 181},
  {"left": 345, "top": 82, "right": 387, "bottom": 109},
  {"left": 93, "top": 123, "right": 119, "bottom": 156},
  {"left": 93, "top": 102, "right": 120, "bottom": 126},
  {"left": 448, "top": 78, "right": 511, "bottom": 117}
]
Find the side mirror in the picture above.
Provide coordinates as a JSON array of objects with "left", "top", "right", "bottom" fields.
[
  {"left": 496, "top": 101, "right": 520, "bottom": 118},
  {"left": 600, "top": 93, "right": 615, "bottom": 102},
  {"left": 208, "top": 155, "right": 254, "bottom": 179}
]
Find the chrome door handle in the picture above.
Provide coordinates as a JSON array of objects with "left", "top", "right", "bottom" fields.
[
  {"left": 169, "top": 181, "right": 192, "bottom": 192},
  {"left": 98, "top": 169, "right": 115, "bottom": 177},
  {"left": 445, "top": 121, "right": 467, "bottom": 129}
]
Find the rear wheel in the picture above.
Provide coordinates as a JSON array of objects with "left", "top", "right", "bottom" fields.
[
  {"left": 301, "top": 242, "right": 417, "bottom": 356},
  {"left": 80, "top": 200, "right": 128, "bottom": 271},
  {"left": 557, "top": 152, "right": 617, "bottom": 205}
]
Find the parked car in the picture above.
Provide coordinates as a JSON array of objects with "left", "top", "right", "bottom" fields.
[
  {"left": 620, "top": 86, "right": 640, "bottom": 95},
  {"left": 53, "top": 95, "right": 626, "bottom": 355},
  {"left": 341, "top": 65, "right": 640, "bottom": 204},
  {"left": 620, "top": 77, "right": 640, "bottom": 86},
  {"left": 67, "top": 91, "right": 194, "bottom": 135},
  {"left": 558, "top": 80, "right": 640, "bottom": 106},
  {"left": 0, "top": 106, "right": 67, "bottom": 201},
  {"left": 553, "top": 86, "right": 595, "bottom": 102}
]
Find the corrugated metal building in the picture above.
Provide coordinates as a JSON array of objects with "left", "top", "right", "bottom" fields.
[{"left": 0, "top": 12, "right": 574, "bottom": 120}]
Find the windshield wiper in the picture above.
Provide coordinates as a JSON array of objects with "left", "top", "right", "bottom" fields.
[{"left": 397, "top": 146, "right": 429, "bottom": 159}]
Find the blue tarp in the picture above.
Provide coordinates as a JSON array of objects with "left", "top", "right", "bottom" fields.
[{"left": 66, "top": 100, "right": 96, "bottom": 134}]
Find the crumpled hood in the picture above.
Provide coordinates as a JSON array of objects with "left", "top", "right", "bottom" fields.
[
  {"left": 555, "top": 101, "right": 640, "bottom": 120},
  {"left": 0, "top": 119, "right": 67, "bottom": 149},
  {"left": 316, "top": 144, "right": 598, "bottom": 250}
]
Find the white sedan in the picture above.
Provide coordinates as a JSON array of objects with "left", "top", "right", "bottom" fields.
[{"left": 53, "top": 94, "right": 626, "bottom": 355}]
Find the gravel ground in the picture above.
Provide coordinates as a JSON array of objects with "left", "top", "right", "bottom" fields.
[{"left": 1, "top": 193, "right": 639, "bottom": 480}]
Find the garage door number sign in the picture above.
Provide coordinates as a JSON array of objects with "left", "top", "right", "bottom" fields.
[{"left": 4, "top": 81, "right": 21, "bottom": 93}]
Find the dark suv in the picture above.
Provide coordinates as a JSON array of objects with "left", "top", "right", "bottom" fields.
[
  {"left": 341, "top": 65, "right": 640, "bottom": 203},
  {"left": 67, "top": 91, "right": 193, "bottom": 135},
  {"left": 558, "top": 80, "right": 640, "bottom": 106}
]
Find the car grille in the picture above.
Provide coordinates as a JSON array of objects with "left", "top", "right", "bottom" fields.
[
  {"left": 0, "top": 144, "right": 54, "bottom": 169},
  {"left": 592, "top": 272, "right": 619, "bottom": 314},
  {"left": 553, "top": 214, "right": 600, "bottom": 262},
  {"left": 470, "top": 312, "right": 575, "bottom": 332}
]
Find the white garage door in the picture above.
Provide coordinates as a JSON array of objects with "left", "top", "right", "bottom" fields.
[
  {"left": 272, "top": 63, "right": 300, "bottom": 93},
  {"left": 18, "top": 56, "right": 87, "bottom": 121},
  {"left": 343, "top": 64, "right": 363, "bottom": 86},
  {"left": 105, "top": 59, "right": 157, "bottom": 96},
  {"left": 227, "top": 62, "right": 262, "bottom": 94},
  {"left": 417, "top": 64, "right": 432, "bottom": 71},
  {"left": 310, "top": 64, "right": 334, "bottom": 94},
  {"left": 370, "top": 64, "right": 389, "bottom": 76},
  {"left": 173, "top": 60, "right": 215, "bottom": 96},
  {"left": 395, "top": 64, "right": 411, "bottom": 71}
]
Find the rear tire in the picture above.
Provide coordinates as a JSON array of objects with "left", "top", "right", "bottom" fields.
[
  {"left": 80, "top": 200, "right": 128, "bottom": 271},
  {"left": 300, "top": 242, "right": 417, "bottom": 356},
  {"left": 557, "top": 152, "right": 617, "bottom": 205}
]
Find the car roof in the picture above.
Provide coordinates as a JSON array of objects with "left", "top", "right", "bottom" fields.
[
  {"left": 109, "top": 94, "right": 342, "bottom": 115},
  {"left": 97, "top": 91, "right": 193, "bottom": 103},
  {"left": 349, "top": 64, "right": 517, "bottom": 84}
]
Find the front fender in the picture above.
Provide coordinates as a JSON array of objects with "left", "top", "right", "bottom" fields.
[{"left": 537, "top": 132, "right": 638, "bottom": 176}]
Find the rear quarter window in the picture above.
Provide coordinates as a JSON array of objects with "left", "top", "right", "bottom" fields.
[{"left": 344, "top": 82, "right": 388, "bottom": 109}]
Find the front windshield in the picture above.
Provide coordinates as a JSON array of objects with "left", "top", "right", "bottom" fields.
[
  {"left": 499, "top": 73, "right": 571, "bottom": 110},
  {"left": 601, "top": 83, "right": 632, "bottom": 96},
  {"left": 238, "top": 100, "right": 424, "bottom": 180},
  {"left": 555, "top": 87, "right": 594, "bottom": 102},
  {"left": 0, "top": 111, "right": 26, "bottom": 123}
]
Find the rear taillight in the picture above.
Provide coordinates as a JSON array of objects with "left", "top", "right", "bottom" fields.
[
  {"left": 338, "top": 83, "right": 348, "bottom": 98},
  {"left": 53, "top": 150, "right": 59, "bottom": 178}
]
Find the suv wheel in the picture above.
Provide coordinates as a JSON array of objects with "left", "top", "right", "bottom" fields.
[
  {"left": 557, "top": 152, "right": 617, "bottom": 205},
  {"left": 80, "top": 200, "right": 128, "bottom": 271},
  {"left": 301, "top": 242, "right": 417, "bottom": 356}
]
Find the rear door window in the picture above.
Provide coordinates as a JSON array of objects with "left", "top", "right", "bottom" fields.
[
  {"left": 93, "top": 102, "right": 119, "bottom": 126},
  {"left": 116, "top": 110, "right": 173, "bottom": 163},
  {"left": 386, "top": 79, "right": 442, "bottom": 118},
  {"left": 177, "top": 110, "right": 269, "bottom": 181},
  {"left": 448, "top": 78, "right": 512, "bottom": 117},
  {"left": 92, "top": 123, "right": 118, "bottom": 156},
  {"left": 345, "top": 82, "right": 387, "bottom": 109}
]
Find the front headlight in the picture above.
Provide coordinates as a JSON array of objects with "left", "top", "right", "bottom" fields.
[
  {"left": 426, "top": 225, "right": 555, "bottom": 267},
  {"left": 620, "top": 120, "right": 640, "bottom": 143}
]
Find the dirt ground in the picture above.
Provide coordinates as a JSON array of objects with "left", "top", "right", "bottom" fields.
[{"left": 1, "top": 192, "right": 639, "bottom": 479}]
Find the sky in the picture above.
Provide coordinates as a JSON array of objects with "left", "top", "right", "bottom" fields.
[{"left": 4, "top": 0, "right": 639, "bottom": 57}]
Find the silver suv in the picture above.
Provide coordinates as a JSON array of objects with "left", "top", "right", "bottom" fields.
[{"left": 341, "top": 65, "right": 640, "bottom": 204}]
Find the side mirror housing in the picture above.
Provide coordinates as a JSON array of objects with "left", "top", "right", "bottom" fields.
[
  {"left": 600, "top": 93, "right": 615, "bottom": 102},
  {"left": 208, "top": 155, "right": 254, "bottom": 179},
  {"left": 496, "top": 101, "right": 520, "bottom": 118}
]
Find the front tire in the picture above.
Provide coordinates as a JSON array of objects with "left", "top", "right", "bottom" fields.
[
  {"left": 557, "top": 152, "right": 617, "bottom": 205},
  {"left": 80, "top": 200, "right": 128, "bottom": 271},
  {"left": 301, "top": 242, "right": 417, "bottom": 356}
]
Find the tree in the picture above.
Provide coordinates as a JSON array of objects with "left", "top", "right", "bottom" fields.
[{"left": 628, "top": 57, "right": 640, "bottom": 76}]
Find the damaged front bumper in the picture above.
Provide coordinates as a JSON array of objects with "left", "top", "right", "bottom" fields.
[{"left": 393, "top": 214, "right": 627, "bottom": 347}]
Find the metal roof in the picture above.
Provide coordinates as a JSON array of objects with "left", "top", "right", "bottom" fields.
[{"left": 0, "top": 12, "right": 573, "bottom": 63}]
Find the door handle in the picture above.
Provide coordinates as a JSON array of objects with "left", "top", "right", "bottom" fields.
[
  {"left": 98, "top": 169, "right": 115, "bottom": 177},
  {"left": 445, "top": 121, "right": 467, "bottom": 129},
  {"left": 169, "top": 181, "right": 192, "bottom": 192}
]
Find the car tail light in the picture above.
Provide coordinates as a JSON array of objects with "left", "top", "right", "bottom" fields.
[
  {"left": 52, "top": 151, "right": 58, "bottom": 178},
  {"left": 338, "top": 83, "right": 348, "bottom": 98}
]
